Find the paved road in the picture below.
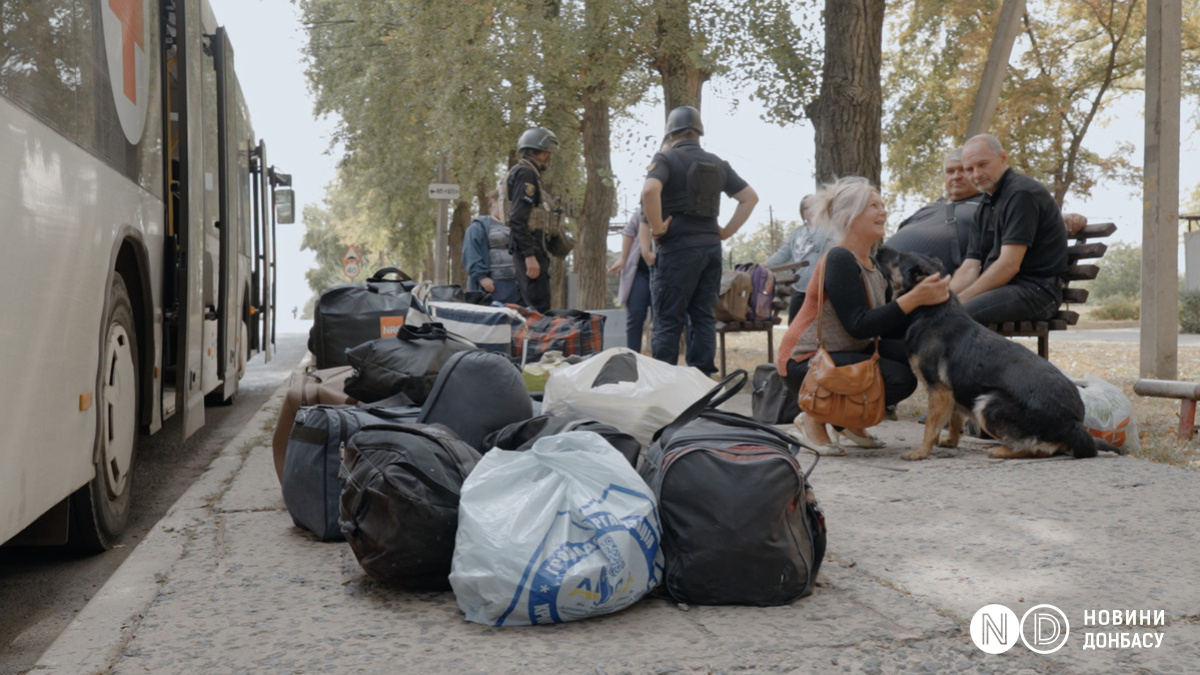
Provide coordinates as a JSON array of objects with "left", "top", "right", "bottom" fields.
[{"left": 0, "top": 334, "right": 307, "bottom": 675}]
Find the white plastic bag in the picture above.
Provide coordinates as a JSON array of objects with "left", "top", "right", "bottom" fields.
[
  {"left": 1076, "top": 374, "right": 1139, "bottom": 453},
  {"left": 542, "top": 348, "right": 715, "bottom": 445},
  {"left": 449, "top": 431, "right": 663, "bottom": 626}
]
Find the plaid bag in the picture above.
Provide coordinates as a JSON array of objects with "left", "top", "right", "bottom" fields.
[{"left": 508, "top": 306, "right": 605, "bottom": 364}]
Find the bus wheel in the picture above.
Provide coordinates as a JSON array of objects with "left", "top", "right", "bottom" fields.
[{"left": 71, "top": 273, "right": 139, "bottom": 552}]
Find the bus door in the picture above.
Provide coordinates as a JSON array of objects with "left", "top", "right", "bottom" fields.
[
  {"left": 170, "top": 0, "right": 207, "bottom": 438},
  {"left": 211, "top": 27, "right": 240, "bottom": 401},
  {"left": 257, "top": 141, "right": 274, "bottom": 362}
]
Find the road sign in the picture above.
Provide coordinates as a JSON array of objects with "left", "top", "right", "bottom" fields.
[
  {"left": 343, "top": 261, "right": 361, "bottom": 279},
  {"left": 427, "top": 183, "right": 461, "bottom": 200},
  {"left": 342, "top": 245, "right": 361, "bottom": 263}
]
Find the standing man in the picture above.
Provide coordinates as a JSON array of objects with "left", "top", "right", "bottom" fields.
[
  {"left": 950, "top": 133, "right": 1069, "bottom": 325},
  {"left": 462, "top": 188, "right": 521, "bottom": 304},
  {"left": 506, "top": 127, "right": 559, "bottom": 312},
  {"left": 642, "top": 106, "right": 758, "bottom": 374}
]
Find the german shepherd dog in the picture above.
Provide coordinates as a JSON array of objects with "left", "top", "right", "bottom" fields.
[{"left": 875, "top": 247, "right": 1122, "bottom": 461}]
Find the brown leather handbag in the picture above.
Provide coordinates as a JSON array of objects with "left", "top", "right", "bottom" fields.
[{"left": 797, "top": 255, "right": 886, "bottom": 429}]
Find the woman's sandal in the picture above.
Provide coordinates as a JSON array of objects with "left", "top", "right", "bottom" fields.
[
  {"left": 791, "top": 418, "right": 846, "bottom": 456},
  {"left": 837, "top": 427, "right": 887, "bottom": 449}
]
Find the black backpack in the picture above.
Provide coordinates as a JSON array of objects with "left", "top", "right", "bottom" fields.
[
  {"left": 339, "top": 423, "right": 481, "bottom": 589},
  {"left": 482, "top": 414, "right": 641, "bottom": 467},
  {"left": 640, "top": 371, "right": 826, "bottom": 606}
]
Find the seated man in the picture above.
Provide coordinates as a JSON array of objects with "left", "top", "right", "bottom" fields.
[
  {"left": 888, "top": 147, "right": 1087, "bottom": 275},
  {"left": 950, "top": 134, "right": 1068, "bottom": 325}
]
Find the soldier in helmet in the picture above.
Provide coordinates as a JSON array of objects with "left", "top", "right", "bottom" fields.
[
  {"left": 505, "top": 127, "right": 560, "bottom": 312},
  {"left": 642, "top": 106, "right": 758, "bottom": 374}
]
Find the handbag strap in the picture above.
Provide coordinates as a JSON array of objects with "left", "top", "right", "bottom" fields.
[{"left": 815, "top": 249, "right": 880, "bottom": 355}]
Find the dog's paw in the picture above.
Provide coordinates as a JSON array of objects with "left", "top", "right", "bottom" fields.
[
  {"left": 901, "top": 448, "right": 931, "bottom": 461},
  {"left": 936, "top": 434, "right": 959, "bottom": 448},
  {"left": 987, "top": 446, "right": 1015, "bottom": 459}
]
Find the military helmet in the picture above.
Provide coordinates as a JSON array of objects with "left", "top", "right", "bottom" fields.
[
  {"left": 665, "top": 106, "right": 704, "bottom": 136},
  {"left": 517, "top": 127, "right": 560, "bottom": 153}
]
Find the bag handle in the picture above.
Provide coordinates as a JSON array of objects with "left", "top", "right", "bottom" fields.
[
  {"left": 369, "top": 267, "right": 412, "bottom": 282},
  {"left": 654, "top": 369, "right": 748, "bottom": 446},
  {"left": 398, "top": 322, "right": 449, "bottom": 342}
]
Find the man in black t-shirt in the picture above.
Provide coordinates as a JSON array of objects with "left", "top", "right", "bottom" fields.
[
  {"left": 641, "top": 106, "right": 758, "bottom": 374},
  {"left": 950, "top": 134, "right": 1069, "bottom": 325}
]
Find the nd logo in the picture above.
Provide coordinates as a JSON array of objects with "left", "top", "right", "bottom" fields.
[{"left": 971, "top": 603, "right": 1070, "bottom": 655}]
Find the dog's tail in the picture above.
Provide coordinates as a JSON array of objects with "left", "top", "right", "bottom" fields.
[
  {"left": 1065, "top": 425, "right": 1099, "bottom": 459},
  {"left": 1065, "top": 425, "right": 1126, "bottom": 458}
]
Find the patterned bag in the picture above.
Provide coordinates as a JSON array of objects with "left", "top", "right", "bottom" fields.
[{"left": 508, "top": 306, "right": 605, "bottom": 364}]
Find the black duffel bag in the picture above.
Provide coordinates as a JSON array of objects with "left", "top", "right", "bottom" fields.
[
  {"left": 343, "top": 322, "right": 477, "bottom": 404},
  {"left": 751, "top": 363, "right": 801, "bottom": 425},
  {"left": 339, "top": 423, "right": 481, "bottom": 589},
  {"left": 640, "top": 370, "right": 826, "bottom": 606},
  {"left": 309, "top": 267, "right": 415, "bottom": 368},
  {"left": 482, "top": 414, "right": 641, "bottom": 467}
]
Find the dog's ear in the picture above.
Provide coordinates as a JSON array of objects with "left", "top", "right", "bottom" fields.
[{"left": 876, "top": 245, "right": 899, "bottom": 269}]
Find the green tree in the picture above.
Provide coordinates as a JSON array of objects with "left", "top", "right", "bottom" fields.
[
  {"left": 883, "top": 0, "right": 1147, "bottom": 205},
  {"left": 1080, "top": 241, "right": 1142, "bottom": 301}
]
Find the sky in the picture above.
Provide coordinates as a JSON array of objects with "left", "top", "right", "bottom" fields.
[{"left": 211, "top": 0, "right": 1199, "bottom": 335}]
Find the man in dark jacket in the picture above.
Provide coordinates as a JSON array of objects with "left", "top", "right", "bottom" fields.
[
  {"left": 506, "top": 127, "right": 559, "bottom": 312},
  {"left": 641, "top": 106, "right": 758, "bottom": 374}
]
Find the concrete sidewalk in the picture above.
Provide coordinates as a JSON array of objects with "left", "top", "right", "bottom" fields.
[{"left": 33, "top": 382, "right": 1199, "bottom": 674}]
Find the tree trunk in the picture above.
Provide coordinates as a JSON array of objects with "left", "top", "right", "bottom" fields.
[
  {"left": 578, "top": 90, "right": 615, "bottom": 309},
  {"left": 806, "top": 0, "right": 885, "bottom": 186},
  {"left": 653, "top": 0, "right": 710, "bottom": 114},
  {"left": 449, "top": 200, "right": 470, "bottom": 287}
]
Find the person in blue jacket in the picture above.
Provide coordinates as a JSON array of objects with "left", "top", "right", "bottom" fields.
[{"left": 462, "top": 188, "right": 521, "bottom": 304}]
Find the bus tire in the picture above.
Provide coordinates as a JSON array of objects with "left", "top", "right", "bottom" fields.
[{"left": 71, "top": 273, "right": 139, "bottom": 552}]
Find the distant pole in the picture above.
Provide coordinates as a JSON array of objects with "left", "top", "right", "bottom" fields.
[
  {"left": 1141, "top": 0, "right": 1182, "bottom": 378},
  {"left": 965, "top": 0, "right": 1025, "bottom": 138},
  {"left": 769, "top": 205, "right": 777, "bottom": 253},
  {"left": 435, "top": 155, "right": 449, "bottom": 284}
]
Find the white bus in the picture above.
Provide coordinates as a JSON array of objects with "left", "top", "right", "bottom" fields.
[{"left": 0, "top": 0, "right": 291, "bottom": 550}]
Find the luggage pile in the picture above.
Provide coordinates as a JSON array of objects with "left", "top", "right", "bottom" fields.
[{"left": 278, "top": 272, "right": 826, "bottom": 625}]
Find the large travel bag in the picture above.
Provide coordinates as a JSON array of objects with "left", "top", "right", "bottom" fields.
[
  {"left": 418, "top": 350, "right": 533, "bottom": 451},
  {"left": 509, "top": 307, "right": 605, "bottom": 364},
  {"left": 272, "top": 366, "right": 356, "bottom": 483},
  {"left": 342, "top": 322, "right": 477, "bottom": 404},
  {"left": 281, "top": 402, "right": 420, "bottom": 541},
  {"left": 750, "top": 362, "right": 801, "bottom": 425},
  {"left": 339, "top": 423, "right": 481, "bottom": 589},
  {"left": 482, "top": 413, "right": 641, "bottom": 467},
  {"left": 425, "top": 301, "right": 525, "bottom": 355},
  {"left": 640, "top": 371, "right": 826, "bottom": 606},
  {"left": 308, "top": 268, "right": 414, "bottom": 368}
]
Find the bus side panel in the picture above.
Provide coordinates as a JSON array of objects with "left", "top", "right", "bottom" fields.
[{"left": 0, "top": 4, "right": 166, "bottom": 543}]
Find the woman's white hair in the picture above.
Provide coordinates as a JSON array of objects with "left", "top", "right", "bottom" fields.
[{"left": 809, "top": 176, "right": 878, "bottom": 243}]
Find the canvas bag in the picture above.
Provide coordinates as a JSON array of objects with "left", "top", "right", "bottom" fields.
[
  {"left": 639, "top": 371, "right": 826, "bottom": 606},
  {"left": 714, "top": 269, "right": 752, "bottom": 322},
  {"left": 796, "top": 257, "right": 886, "bottom": 430},
  {"left": 272, "top": 366, "right": 356, "bottom": 483}
]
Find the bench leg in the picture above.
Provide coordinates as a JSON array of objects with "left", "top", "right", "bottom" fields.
[
  {"left": 1038, "top": 333, "right": 1048, "bottom": 360},
  {"left": 767, "top": 327, "right": 774, "bottom": 364},
  {"left": 1180, "top": 400, "right": 1197, "bottom": 440}
]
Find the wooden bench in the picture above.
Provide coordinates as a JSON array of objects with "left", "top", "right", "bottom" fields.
[
  {"left": 985, "top": 221, "right": 1116, "bottom": 359},
  {"left": 714, "top": 261, "right": 803, "bottom": 377}
]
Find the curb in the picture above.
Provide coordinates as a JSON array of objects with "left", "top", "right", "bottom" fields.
[{"left": 30, "top": 380, "right": 291, "bottom": 674}]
